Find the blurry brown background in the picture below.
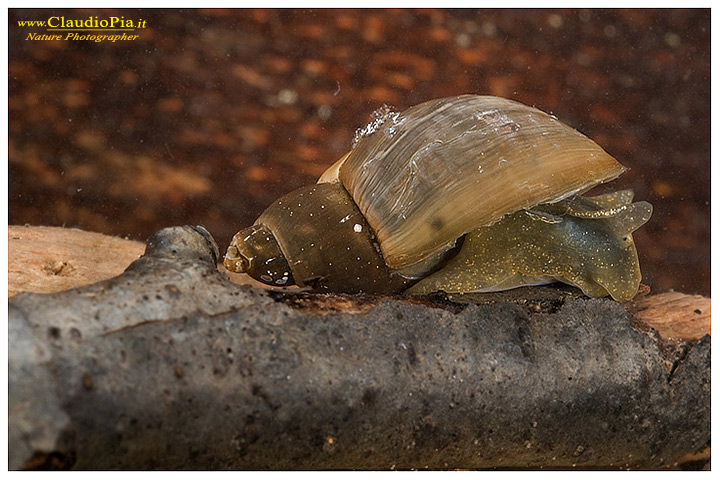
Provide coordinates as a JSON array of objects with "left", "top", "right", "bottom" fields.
[{"left": 9, "top": 9, "right": 710, "bottom": 296}]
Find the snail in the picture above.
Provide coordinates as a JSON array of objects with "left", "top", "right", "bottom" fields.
[{"left": 224, "top": 95, "right": 652, "bottom": 300}]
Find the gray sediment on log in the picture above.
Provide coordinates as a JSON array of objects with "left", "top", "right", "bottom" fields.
[{"left": 8, "top": 226, "right": 710, "bottom": 470}]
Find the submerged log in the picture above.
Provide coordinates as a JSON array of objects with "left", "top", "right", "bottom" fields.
[
  {"left": 8, "top": 226, "right": 710, "bottom": 470},
  {"left": 7, "top": 225, "right": 145, "bottom": 297}
]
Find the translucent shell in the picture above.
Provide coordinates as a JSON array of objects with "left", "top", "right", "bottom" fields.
[
  {"left": 406, "top": 191, "right": 653, "bottom": 301},
  {"left": 331, "top": 95, "right": 627, "bottom": 270}
]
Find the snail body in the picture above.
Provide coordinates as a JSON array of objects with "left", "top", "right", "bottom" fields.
[
  {"left": 225, "top": 95, "right": 651, "bottom": 299},
  {"left": 406, "top": 191, "right": 652, "bottom": 301}
]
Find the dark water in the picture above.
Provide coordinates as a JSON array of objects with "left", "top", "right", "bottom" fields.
[{"left": 8, "top": 8, "right": 710, "bottom": 296}]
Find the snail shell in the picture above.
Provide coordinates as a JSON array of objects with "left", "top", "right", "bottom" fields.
[
  {"left": 321, "top": 95, "right": 626, "bottom": 269},
  {"left": 225, "top": 95, "right": 650, "bottom": 298}
]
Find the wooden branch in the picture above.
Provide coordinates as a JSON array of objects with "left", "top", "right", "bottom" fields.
[
  {"left": 8, "top": 226, "right": 710, "bottom": 470},
  {"left": 8, "top": 225, "right": 270, "bottom": 297},
  {"left": 630, "top": 292, "right": 710, "bottom": 341},
  {"left": 8, "top": 225, "right": 145, "bottom": 297}
]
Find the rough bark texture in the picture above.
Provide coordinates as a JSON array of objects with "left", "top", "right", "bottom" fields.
[{"left": 8, "top": 226, "right": 710, "bottom": 470}]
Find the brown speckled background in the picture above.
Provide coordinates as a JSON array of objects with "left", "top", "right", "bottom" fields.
[{"left": 9, "top": 9, "right": 710, "bottom": 296}]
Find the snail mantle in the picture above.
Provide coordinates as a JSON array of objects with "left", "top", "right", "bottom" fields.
[{"left": 9, "top": 226, "right": 710, "bottom": 470}]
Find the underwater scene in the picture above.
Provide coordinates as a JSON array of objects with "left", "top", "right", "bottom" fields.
[{"left": 9, "top": 9, "right": 710, "bottom": 296}]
